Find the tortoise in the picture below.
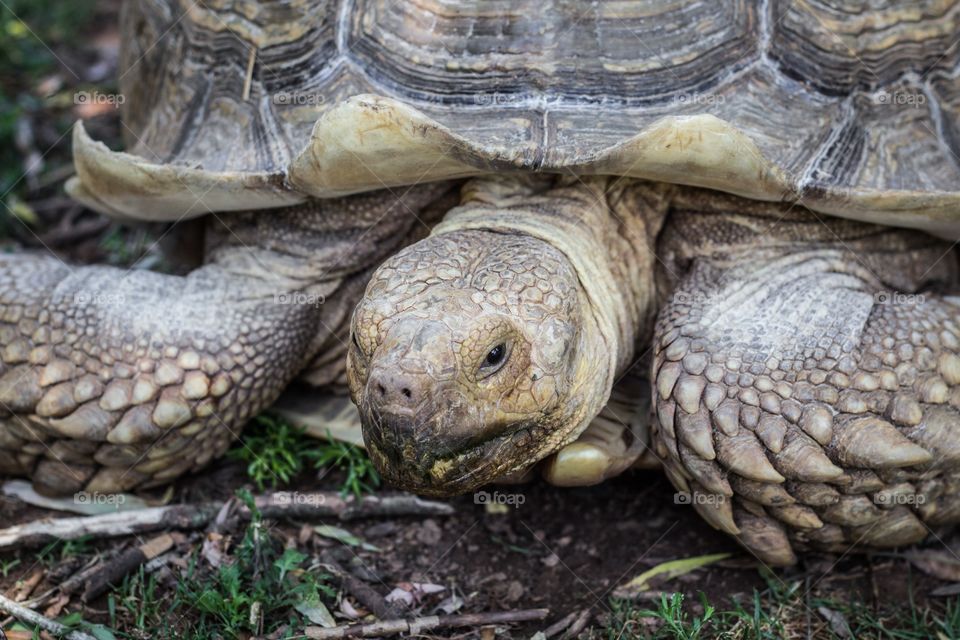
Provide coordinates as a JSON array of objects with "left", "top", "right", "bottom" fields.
[{"left": 2, "top": 0, "right": 960, "bottom": 566}]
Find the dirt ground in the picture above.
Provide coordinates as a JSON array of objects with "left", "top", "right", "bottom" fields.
[{"left": 2, "top": 460, "right": 959, "bottom": 637}]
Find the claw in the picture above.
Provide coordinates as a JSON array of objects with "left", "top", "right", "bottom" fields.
[
  {"left": 729, "top": 476, "right": 795, "bottom": 506},
  {"left": 715, "top": 430, "right": 785, "bottom": 483},
  {"left": 774, "top": 431, "right": 843, "bottom": 482},
  {"left": 678, "top": 443, "right": 731, "bottom": 496},
  {"left": 676, "top": 407, "right": 715, "bottom": 460},
  {"left": 657, "top": 362, "right": 682, "bottom": 399},
  {"left": 109, "top": 405, "right": 161, "bottom": 444},
  {"left": 799, "top": 404, "right": 833, "bottom": 445},
  {"left": 768, "top": 504, "right": 823, "bottom": 530},
  {"left": 689, "top": 483, "right": 739, "bottom": 535},
  {"left": 49, "top": 403, "right": 116, "bottom": 441},
  {"left": 673, "top": 373, "right": 706, "bottom": 413},
  {"left": 831, "top": 416, "right": 933, "bottom": 468},
  {"left": 733, "top": 507, "right": 796, "bottom": 566},
  {"left": 710, "top": 399, "right": 740, "bottom": 436}
]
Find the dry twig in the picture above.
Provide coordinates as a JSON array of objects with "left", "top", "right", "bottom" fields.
[
  {"left": 0, "top": 594, "right": 99, "bottom": 640},
  {"left": 0, "top": 493, "right": 453, "bottom": 550},
  {"left": 303, "top": 608, "right": 550, "bottom": 639}
]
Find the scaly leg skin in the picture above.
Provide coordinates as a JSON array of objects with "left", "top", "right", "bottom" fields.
[
  {"left": 0, "top": 186, "right": 447, "bottom": 496},
  {"left": 652, "top": 204, "right": 960, "bottom": 565},
  {"left": 0, "top": 252, "right": 320, "bottom": 495}
]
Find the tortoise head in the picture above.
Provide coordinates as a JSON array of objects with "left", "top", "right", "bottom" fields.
[{"left": 348, "top": 228, "right": 596, "bottom": 496}]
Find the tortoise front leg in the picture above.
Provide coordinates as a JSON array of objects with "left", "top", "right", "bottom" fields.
[
  {"left": 0, "top": 250, "right": 326, "bottom": 496},
  {"left": 653, "top": 240, "right": 960, "bottom": 566}
]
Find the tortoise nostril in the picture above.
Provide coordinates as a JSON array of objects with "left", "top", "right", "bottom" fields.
[{"left": 369, "top": 369, "right": 422, "bottom": 409}]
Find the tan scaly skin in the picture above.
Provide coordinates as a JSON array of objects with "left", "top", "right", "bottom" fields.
[
  {"left": 349, "top": 175, "right": 666, "bottom": 495},
  {"left": 350, "top": 175, "right": 960, "bottom": 565},
  {"left": 0, "top": 185, "right": 450, "bottom": 496}
]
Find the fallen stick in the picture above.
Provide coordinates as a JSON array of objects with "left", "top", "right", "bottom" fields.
[
  {"left": 10, "top": 569, "right": 43, "bottom": 602},
  {"left": 60, "top": 557, "right": 114, "bottom": 596},
  {"left": 0, "top": 504, "right": 219, "bottom": 551},
  {"left": 321, "top": 559, "right": 399, "bottom": 621},
  {"left": 304, "top": 608, "right": 550, "bottom": 639},
  {"left": 0, "top": 593, "right": 99, "bottom": 640},
  {"left": 250, "top": 492, "right": 454, "bottom": 521},
  {"left": 542, "top": 611, "right": 578, "bottom": 638},
  {"left": 559, "top": 608, "right": 592, "bottom": 640},
  {"left": 82, "top": 534, "right": 174, "bottom": 602},
  {"left": 0, "top": 493, "right": 453, "bottom": 550}
]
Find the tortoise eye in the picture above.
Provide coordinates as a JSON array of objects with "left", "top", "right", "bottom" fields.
[
  {"left": 485, "top": 344, "right": 505, "bottom": 366},
  {"left": 351, "top": 331, "right": 363, "bottom": 354},
  {"left": 479, "top": 342, "right": 509, "bottom": 376}
]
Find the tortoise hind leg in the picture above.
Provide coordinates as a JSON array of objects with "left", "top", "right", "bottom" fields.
[
  {"left": 541, "top": 371, "right": 658, "bottom": 487},
  {"left": 272, "top": 389, "right": 365, "bottom": 448},
  {"left": 652, "top": 235, "right": 960, "bottom": 566}
]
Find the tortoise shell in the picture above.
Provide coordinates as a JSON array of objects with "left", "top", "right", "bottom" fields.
[{"left": 70, "top": 0, "right": 960, "bottom": 237}]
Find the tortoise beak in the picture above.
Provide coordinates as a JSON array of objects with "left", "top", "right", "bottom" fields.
[
  {"left": 361, "top": 409, "right": 527, "bottom": 497},
  {"left": 357, "top": 318, "right": 530, "bottom": 496},
  {"left": 356, "top": 318, "right": 461, "bottom": 494},
  {"left": 359, "top": 379, "right": 493, "bottom": 496}
]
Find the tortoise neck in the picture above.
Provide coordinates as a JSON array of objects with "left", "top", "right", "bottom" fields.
[{"left": 432, "top": 175, "right": 669, "bottom": 376}]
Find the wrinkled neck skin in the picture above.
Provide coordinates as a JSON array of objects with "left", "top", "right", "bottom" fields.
[{"left": 433, "top": 174, "right": 668, "bottom": 449}]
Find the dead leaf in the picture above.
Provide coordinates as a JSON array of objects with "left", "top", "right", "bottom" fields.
[
  {"left": 907, "top": 550, "right": 960, "bottom": 582},
  {"left": 339, "top": 598, "right": 362, "bottom": 620},
  {"left": 2, "top": 480, "right": 153, "bottom": 515},
  {"left": 4, "top": 197, "right": 38, "bottom": 227},
  {"left": 505, "top": 580, "right": 524, "bottom": 602},
  {"left": 817, "top": 606, "right": 852, "bottom": 638},
  {"left": 11, "top": 568, "right": 43, "bottom": 602},
  {"left": 613, "top": 553, "right": 731, "bottom": 599},
  {"left": 42, "top": 593, "right": 70, "bottom": 619},
  {"left": 386, "top": 582, "right": 446, "bottom": 607},
  {"left": 314, "top": 525, "right": 379, "bottom": 552},
  {"left": 931, "top": 583, "right": 960, "bottom": 597},
  {"left": 295, "top": 598, "right": 336, "bottom": 628},
  {"left": 435, "top": 594, "right": 464, "bottom": 615},
  {"left": 385, "top": 587, "right": 414, "bottom": 607},
  {"left": 484, "top": 502, "right": 510, "bottom": 515},
  {"left": 202, "top": 533, "right": 227, "bottom": 569}
]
